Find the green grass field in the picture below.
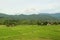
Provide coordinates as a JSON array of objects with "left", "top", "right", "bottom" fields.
[{"left": 0, "top": 25, "right": 60, "bottom": 40}]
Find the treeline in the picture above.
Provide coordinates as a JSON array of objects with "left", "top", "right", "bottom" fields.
[
  {"left": 0, "top": 13, "right": 60, "bottom": 27},
  {"left": 0, "top": 19, "right": 60, "bottom": 27}
]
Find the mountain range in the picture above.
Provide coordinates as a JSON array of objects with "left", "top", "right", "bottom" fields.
[{"left": 0, "top": 13, "right": 60, "bottom": 22}]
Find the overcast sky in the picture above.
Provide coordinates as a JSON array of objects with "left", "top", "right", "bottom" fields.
[{"left": 0, "top": 0, "right": 60, "bottom": 15}]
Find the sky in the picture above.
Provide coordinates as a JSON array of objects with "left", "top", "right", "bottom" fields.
[{"left": 0, "top": 0, "right": 60, "bottom": 15}]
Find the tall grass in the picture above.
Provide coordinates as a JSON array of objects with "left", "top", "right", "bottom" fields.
[{"left": 0, "top": 25, "right": 60, "bottom": 40}]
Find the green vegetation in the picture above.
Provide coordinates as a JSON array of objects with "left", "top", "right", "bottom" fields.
[
  {"left": 0, "top": 13, "right": 60, "bottom": 40},
  {"left": 0, "top": 25, "right": 60, "bottom": 40},
  {"left": 0, "top": 13, "right": 60, "bottom": 27}
]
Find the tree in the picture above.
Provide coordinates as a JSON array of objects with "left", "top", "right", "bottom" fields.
[{"left": 4, "top": 20, "right": 18, "bottom": 27}]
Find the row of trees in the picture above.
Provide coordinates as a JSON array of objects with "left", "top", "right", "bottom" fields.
[{"left": 0, "top": 19, "right": 60, "bottom": 27}]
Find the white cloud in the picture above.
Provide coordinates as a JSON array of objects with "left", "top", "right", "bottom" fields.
[{"left": 0, "top": 0, "right": 60, "bottom": 15}]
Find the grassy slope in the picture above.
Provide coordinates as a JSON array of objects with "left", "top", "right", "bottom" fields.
[{"left": 0, "top": 25, "right": 60, "bottom": 40}]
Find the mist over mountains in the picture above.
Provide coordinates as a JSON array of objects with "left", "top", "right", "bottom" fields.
[{"left": 0, "top": 13, "right": 60, "bottom": 22}]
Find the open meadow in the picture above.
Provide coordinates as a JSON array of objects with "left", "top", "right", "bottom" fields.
[{"left": 0, "top": 25, "right": 60, "bottom": 40}]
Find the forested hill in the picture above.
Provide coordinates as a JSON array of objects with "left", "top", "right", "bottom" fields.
[{"left": 0, "top": 13, "right": 60, "bottom": 22}]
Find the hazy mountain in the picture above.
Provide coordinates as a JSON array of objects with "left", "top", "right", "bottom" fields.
[
  {"left": 0, "top": 13, "right": 60, "bottom": 22},
  {"left": 50, "top": 13, "right": 60, "bottom": 17}
]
